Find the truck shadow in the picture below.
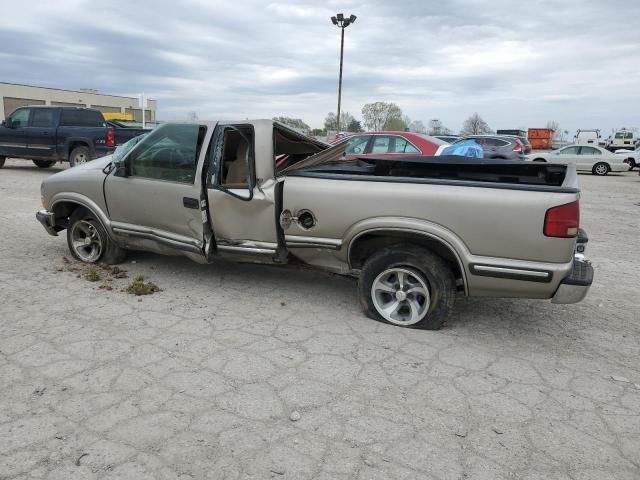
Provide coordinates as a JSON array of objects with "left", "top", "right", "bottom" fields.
[{"left": 123, "top": 250, "right": 572, "bottom": 338}]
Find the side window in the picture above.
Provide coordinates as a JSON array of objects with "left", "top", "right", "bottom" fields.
[
  {"left": 128, "top": 123, "right": 205, "bottom": 183},
  {"left": 59, "top": 109, "right": 104, "bottom": 127},
  {"left": 579, "top": 147, "right": 600, "bottom": 155},
  {"left": 484, "top": 138, "right": 508, "bottom": 147},
  {"left": 559, "top": 146, "right": 579, "bottom": 155},
  {"left": 345, "top": 135, "right": 370, "bottom": 154},
  {"left": 211, "top": 126, "right": 254, "bottom": 188},
  {"left": 390, "top": 137, "right": 420, "bottom": 153},
  {"left": 370, "top": 136, "right": 391, "bottom": 154},
  {"left": 31, "top": 109, "right": 54, "bottom": 128},
  {"left": 9, "top": 108, "right": 30, "bottom": 128}
]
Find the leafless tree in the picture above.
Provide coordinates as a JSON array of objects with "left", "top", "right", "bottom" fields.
[
  {"left": 460, "top": 113, "right": 492, "bottom": 135},
  {"left": 428, "top": 119, "right": 451, "bottom": 135}
]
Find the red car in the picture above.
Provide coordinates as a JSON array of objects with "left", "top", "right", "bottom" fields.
[{"left": 342, "top": 131, "right": 447, "bottom": 158}]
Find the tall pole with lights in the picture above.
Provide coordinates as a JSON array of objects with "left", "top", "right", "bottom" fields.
[{"left": 331, "top": 13, "right": 356, "bottom": 133}]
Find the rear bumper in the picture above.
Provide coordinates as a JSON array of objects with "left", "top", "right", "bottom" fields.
[
  {"left": 36, "top": 209, "right": 58, "bottom": 236},
  {"left": 551, "top": 256, "right": 593, "bottom": 304}
]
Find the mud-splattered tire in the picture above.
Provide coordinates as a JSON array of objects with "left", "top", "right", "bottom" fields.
[
  {"left": 358, "top": 245, "right": 456, "bottom": 330},
  {"left": 69, "top": 146, "right": 91, "bottom": 167}
]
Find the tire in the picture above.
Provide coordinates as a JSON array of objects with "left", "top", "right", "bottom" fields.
[
  {"left": 627, "top": 159, "right": 636, "bottom": 171},
  {"left": 532, "top": 158, "right": 546, "bottom": 162},
  {"left": 592, "top": 162, "right": 610, "bottom": 176},
  {"left": 33, "top": 160, "right": 56, "bottom": 168},
  {"left": 67, "top": 208, "right": 127, "bottom": 264},
  {"left": 0, "top": 156, "right": 5, "bottom": 168},
  {"left": 69, "top": 146, "right": 91, "bottom": 167},
  {"left": 358, "top": 245, "right": 456, "bottom": 330}
]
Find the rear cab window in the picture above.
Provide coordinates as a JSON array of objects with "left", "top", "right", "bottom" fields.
[
  {"left": 30, "top": 109, "right": 55, "bottom": 128},
  {"left": 59, "top": 109, "right": 105, "bottom": 127}
]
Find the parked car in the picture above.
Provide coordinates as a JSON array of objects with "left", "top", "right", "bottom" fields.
[
  {"left": 613, "top": 146, "right": 639, "bottom": 171},
  {"left": 0, "top": 106, "right": 116, "bottom": 168},
  {"left": 36, "top": 120, "right": 592, "bottom": 330},
  {"left": 503, "top": 134, "right": 532, "bottom": 154},
  {"left": 528, "top": 145, "right": 629, "bottom": 175},
  {"left": 343, "top": 131, "right": 447, "bottom": 158},
  {"left": 434, "top": 135, "right": 461, "bottom": 144},
  {"left": 453, "top": 135, "right": 526, "bottom": 160}
]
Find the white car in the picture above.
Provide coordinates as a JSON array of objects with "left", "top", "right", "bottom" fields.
[
  {"left": 614, "top": 147, "right": 638, "bottom": 171},
  {"left": 528, "top": 145, "right": 629, "bottom": 176}
]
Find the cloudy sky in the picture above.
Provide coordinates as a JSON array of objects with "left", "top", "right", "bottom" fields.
[{"left": 1, "top": 0, "right": 639, "bottom": 134}]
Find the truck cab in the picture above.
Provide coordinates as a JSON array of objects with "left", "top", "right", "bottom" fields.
[{"left": 0, "top": 106, "right": 115, "bottom": 168}]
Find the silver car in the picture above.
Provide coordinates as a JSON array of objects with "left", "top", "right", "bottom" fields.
[{"left": 454, "top": 135, "right": 526, "bottom": 160}]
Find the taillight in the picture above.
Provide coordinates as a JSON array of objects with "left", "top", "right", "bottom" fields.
[
  {"left": 544, "top": 201, "right": 579, "bottom": 238},
  {"left": 512, "top": 141, "right": 522, "bottom": 152},
  {"left": 106, "top": 129, "right": 115, "bottom": 147}
]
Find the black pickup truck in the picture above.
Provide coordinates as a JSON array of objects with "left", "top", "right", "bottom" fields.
[{"left": 0, "top": 106, "right": 134, "bottom": 169}]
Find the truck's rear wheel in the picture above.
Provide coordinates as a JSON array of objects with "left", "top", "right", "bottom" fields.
[
  {"left": 67, "top": 208, "right": 126, "bottom": 264},
  {"left": 69, "top": 146, "right": 91, "bottom": 167},
  {"left": 592, "top": 162, "right": 610, "bottom": 176},
  {"left": 0, "top": 156, "right": 5, "bottom": 168},
  {"left": 358, "top": 246, "right": 456, "bottom": 329},
  {"left": 33, "top": 160, "right": 55, "bottom": 168}
]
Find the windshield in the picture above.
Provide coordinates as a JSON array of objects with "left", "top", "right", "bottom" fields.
[{"left": 111, "top": 133, "right": 147, "bottom": 163}]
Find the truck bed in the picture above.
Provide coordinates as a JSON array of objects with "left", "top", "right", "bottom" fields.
[{"left": 287, "top": 155, "right": 577, "bottom": 192}]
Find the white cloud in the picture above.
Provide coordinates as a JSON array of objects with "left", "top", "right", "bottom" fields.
[{"left": 0, "top": 0, "right": 639, "bottom": 133}]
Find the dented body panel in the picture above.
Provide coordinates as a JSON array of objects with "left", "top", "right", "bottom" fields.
[{"left": 38, "top": 119, "right": 591, "bottom": 306}]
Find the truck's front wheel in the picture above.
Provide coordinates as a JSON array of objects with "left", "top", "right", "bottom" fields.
[
  {"left": 67, "top": 208, "right": 126, "bottom": 264},
  {"left": 358, "top": 246, "right": 456, "bottom": 329},
  {"left": 69, "top": 146, "right": 91, "bottom": 167}
]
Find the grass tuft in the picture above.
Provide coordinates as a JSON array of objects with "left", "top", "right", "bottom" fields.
[
  {"left": 84, "top": 266, "right": 101, "bottom": 282},
  {"left": 125, "top": 275, "right": 160, "bottom": 295}
]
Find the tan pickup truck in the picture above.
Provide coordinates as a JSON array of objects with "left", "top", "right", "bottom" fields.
[{"left": 37, "top": 120, "right": 593, "bottom": 329}]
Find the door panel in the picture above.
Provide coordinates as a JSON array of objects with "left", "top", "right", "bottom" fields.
[
  {"left": 103, "top": 123, "right": 208, "bottom": 256},
  {"left": 205, "top": 125, "right": 279, "bottom": 254},
  {"left": 0, "top": 108, "right": 30, "bottom": 158},
  {"left": 26, "top": 108, "right": 57, "bottom": 159},
  {"left": 208, "top": 179, "right": 279, "bottom": 247}
]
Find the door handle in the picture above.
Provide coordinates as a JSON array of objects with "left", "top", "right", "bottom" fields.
[{"left": 183, "top": 197, "right": 199, "bottom": 209}]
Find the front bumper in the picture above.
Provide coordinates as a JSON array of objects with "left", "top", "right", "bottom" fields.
[
  {"left": 551, "top": 256, "right": 593, "bottom": 304},
  {"left": 36, "top": 209, "right": 58, "bottom": 236}
]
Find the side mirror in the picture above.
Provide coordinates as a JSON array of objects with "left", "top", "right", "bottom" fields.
[
  {"left": 3, "top": 119, "right": 13, "bottom": 129},
  {"left": 112, "top": 160, "right": 129, "bottom": 177}
]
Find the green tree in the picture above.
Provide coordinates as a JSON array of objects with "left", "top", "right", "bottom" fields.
[
  {"left": 361, "top": 102, "right": 403, "bottom": 131},
  {"left": 347, "top": 118, "right": 362, "bottom": 132},
  {"left": 325, "top": 111, "right": 356, "bottom": 131}
]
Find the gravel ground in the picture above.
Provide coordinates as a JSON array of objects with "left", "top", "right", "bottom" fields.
[{"left": 1, "top": 159, "right": 639, "bottom": 480}]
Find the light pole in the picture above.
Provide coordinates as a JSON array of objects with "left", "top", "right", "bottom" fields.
[{"left": 331, "top": 13, "right": 356, "bottom": 133}]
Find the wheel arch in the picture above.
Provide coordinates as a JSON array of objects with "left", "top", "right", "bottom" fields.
[
  {"left": 66, "top": 139, "right": 93, "bottom": 159},
  {"left": 348, "top": 228, "right": 468, "bottom": 294},
  {"left": 50, "top": 194, "right": 113, "bottom": 237}
]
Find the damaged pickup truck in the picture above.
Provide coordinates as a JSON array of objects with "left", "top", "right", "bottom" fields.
[{"left": 37, "top": 120, "right": 593, "bottom": 329}]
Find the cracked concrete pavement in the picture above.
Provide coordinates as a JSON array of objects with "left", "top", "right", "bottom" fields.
[{"left": 0, "top": 159, "right": 639, "bottom": 479}]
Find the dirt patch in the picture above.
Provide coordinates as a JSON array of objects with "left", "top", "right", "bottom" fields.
[
  {"left": 55, "top": 257, "right": 159, "bottom": 295},
  {"left": 124, "top": 275, "right": 161, "bottom": 296}
]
